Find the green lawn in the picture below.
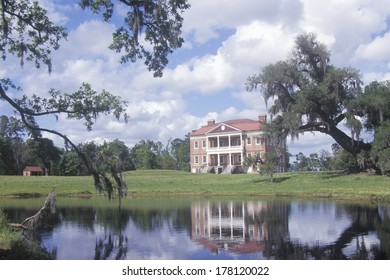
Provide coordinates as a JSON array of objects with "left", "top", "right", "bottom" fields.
[{"left": 0, "top": 170, "right": 389, "bottom": 202}]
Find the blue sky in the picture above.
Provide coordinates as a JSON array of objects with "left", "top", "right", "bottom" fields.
[{"left": 2, "top": 0, "right": 390, "bottom": 156}]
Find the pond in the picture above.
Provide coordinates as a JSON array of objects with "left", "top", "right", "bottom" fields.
[{"left": 1, "top": 197, "right": 389, "bottom": 260}]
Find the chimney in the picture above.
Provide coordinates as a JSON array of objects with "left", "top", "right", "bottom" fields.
[
  {"left": 258, "top": 115, "right": 267, "bottom": 123},
  {"left": 207, "top": 119, "right": 215, "bottom": 126}
]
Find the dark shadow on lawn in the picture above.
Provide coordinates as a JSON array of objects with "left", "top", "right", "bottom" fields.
[
  {"left": 319, "top": 170, "right": 361, "bottom": 179},
  {"left": 252, "top": 177, "right": 292, "bottom": 184}
]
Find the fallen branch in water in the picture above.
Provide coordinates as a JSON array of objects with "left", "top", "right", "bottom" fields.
[{"left": 9, "top": 188, "right": 56, "bottom": 231}]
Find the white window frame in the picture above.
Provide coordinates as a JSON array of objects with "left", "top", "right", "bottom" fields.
[{"left": 194, "top": 141, "right": 199, "bottom": 149}]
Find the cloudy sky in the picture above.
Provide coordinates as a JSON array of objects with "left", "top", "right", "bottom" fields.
[{"left": 2, "top": 0, "right": 390, "bottom": 156}]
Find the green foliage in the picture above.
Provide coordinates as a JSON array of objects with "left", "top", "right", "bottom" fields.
[
  {"left": 371, "top": 120, "right": 390, "bottom": 175},
  {"left": 247, "top": 32, "right": 390, "bottom": 173},
  {"left": 1, "top": 210, "right": 51, "bottom": 259},
  {"left": 260, "top": 151, "right": 280, "bottom": 182},
  {"left": 0, "top": 137, "right": 16, "bottom": 175},
  {"left": 59, "top": 151, "right": 88, "bottom": 176},
  {"left": 0, "top": 0, "right": 67, "bottom": 72},
  {"left": 79, "top": 0, "right": 190, "bottom": 77},
  {"left": 25, "top": 138, "right": 62, "bottom": 175},
  {"left": 246, "top": 33, "right": 369, "bottom": 157},
  {"left": 129, "top": 138, "right": 189, "bottom": 171}
]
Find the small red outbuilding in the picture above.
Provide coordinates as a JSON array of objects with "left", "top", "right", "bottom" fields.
[{"left": 23, "top": 166, "right": 44, "bottom": 176}]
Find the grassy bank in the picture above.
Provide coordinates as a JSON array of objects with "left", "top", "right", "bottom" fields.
[
  {"left": 0, "top": 210, "right": 51, "bottom": 259},
  {"left": 0, "top": 170, "right": 389, "bottom": 202}
]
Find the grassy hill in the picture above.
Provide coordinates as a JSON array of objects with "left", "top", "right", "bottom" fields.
[{"left": 0, "top": 170, "right": 389, "bottom": 202}]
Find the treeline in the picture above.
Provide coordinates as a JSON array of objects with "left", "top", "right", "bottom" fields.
[
  {"left": 0, "top": 115, "right": 190, "bottom": 176},
  {"left": 289, "top": 144, "right": 372, "bottom": 172}
]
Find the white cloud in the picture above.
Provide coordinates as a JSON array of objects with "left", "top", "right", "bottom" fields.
[
  {"left": 183, "top": 0, "right": 303, "bottom": 43},
  {"left": 354, "top": 32, "right": 390, "bottom": 62},
  {"left": 4, "top": 0, "right": 390, "bottom": 157}
]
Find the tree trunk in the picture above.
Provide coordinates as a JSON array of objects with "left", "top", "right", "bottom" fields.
[{"left": 326, "top": 125, "right": 372, "bottom": 157}]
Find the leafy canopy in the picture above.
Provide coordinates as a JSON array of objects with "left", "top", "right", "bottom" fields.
[{"left": 246, "top": 33, "right": 369, "bottom": 156}]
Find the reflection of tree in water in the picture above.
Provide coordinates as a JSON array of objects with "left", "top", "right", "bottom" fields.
[
  {"left": 94, "top": 230, "right": 128, "bottom": 260},
  {"left": 263, "top": 204, "right": 390, "bottom": 260},
  {"left": 93, "top": 207, "right": 191, "bottom": 259},
  {"left": 93, "top": 209, "right": 129, "bottom": 260},
  {"left": 127, "top": 208, "right": 191, "bottom": 232}
]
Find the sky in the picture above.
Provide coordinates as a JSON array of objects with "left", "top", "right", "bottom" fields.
[{"left": 2, "top": 0, "right": 390, "bottom": 156}]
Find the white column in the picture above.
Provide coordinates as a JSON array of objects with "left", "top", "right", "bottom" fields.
[
  {"left": 242, "top": 202, "right": 245, "bottom": 239},
  {"left": 230, "top": 202, "right": 233, "bottom": 240},
  {"left": 219, "top": 202, "right": 222, "bottom": 239},
  {"left": 207, "top": 201, "right": 211, "bottom": 238}
]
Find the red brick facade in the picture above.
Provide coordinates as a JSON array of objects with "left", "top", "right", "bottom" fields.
[{"left": 189, "top": 116, "right": 287, "bottom": 174}]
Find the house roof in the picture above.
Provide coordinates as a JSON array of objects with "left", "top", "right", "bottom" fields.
[
  {"left": 23, "top": 166, "right": 44, "bottom": 172},
  {"left": 190, "top": 118, "right": 264, "bottom": 136}
]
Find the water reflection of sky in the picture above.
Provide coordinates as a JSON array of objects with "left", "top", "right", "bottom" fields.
[
  {"left": 288, "top": 202, "right": 352, "bottom": 246},
  {"left": 41, "top": 219, "right": 261, "bottom": 260},
  {"left": 3, "top": 198, "right": 388, "bottom": 260}
]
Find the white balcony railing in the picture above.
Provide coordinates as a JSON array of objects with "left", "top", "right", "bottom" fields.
[{"left": 207, "top": 145, "right": 242, "bottom": 152}]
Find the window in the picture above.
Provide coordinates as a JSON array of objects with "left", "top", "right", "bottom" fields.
[
  {"left": 247, "top": 137, "right": 251, "bottom": 145},
  {"left": 220, "top": 155, "right": 224, "bottom": 164},
  {"left": 202, "top": 140, "right": 207, "bottom": 148},
  {"left": 194, "top": 141, "right": 199, "bottom": 149},
  {"left": 194, "top": 156, "right": 199, "bottom": 164},
  {"left": 256, "top": 137, "right": 261, "bottom": 145},
  {"left": 202, "top": 155, "right": 207, "bottom": 164}
]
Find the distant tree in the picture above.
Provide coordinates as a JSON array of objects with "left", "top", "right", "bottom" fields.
[
  {"left": 260, "top": 151, "right": 280, "bottom": 182},
  {"left": 0, "top": 136, "right": 16, "bottom": 174},
  {"left": 318, "top": 149, "right": 332, "bottom": 171},
  {"left": 24, "top": 138, "right": 62, "bottom": 175},
  {"left": 158, "top": 149, "right": 176, "bottom": 170},
  {"left": 244, "top": 153, "right": 262, "bottom": 172},
  {"left": 0, "top": 115, "right": 27, "bottom": 174},
  {"left": 175, "top": 136, "right": 190, "bottom": 171},
  {"left": 329, "top": 143, "right": 358, "bottom": 171},
  {"left": 130, "top": 140, "right": 158, "bottom": 169},
  {"left": 59, "top": 150, "right": 88, "bottom": 176},
  {"left": 307, "top": 153, "right": 320, "bottom": 171},
  {"left": 165, "top": 137, "right": 190, "bottom": 170},
  {"left": 294, "top": 152, "right": 309, "bottom": 171}
]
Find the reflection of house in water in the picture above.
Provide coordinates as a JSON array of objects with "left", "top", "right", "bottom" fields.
[{"left": 191, "top": 201, "right": 269, "bottom": 255}]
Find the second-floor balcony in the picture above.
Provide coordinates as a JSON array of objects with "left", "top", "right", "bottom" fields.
[{"left": 207, "top": 135, "right": 243, "bottom": 152}]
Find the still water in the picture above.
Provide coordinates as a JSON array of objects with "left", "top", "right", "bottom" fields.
[{"left": 1, "top": 197, "right": 389, "bottom": 260}]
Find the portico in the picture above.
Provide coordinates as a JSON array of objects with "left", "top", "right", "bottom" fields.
[{"left": 190, "top": 116, "right": 286, "bottom": 174}]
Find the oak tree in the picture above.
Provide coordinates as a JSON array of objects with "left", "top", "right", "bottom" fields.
[
  {"left": 247, "top": 33, "right": 390, "bottom": 173},
  {"left": 0, "top": 0, "right": 190, "bottom": 198}
]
